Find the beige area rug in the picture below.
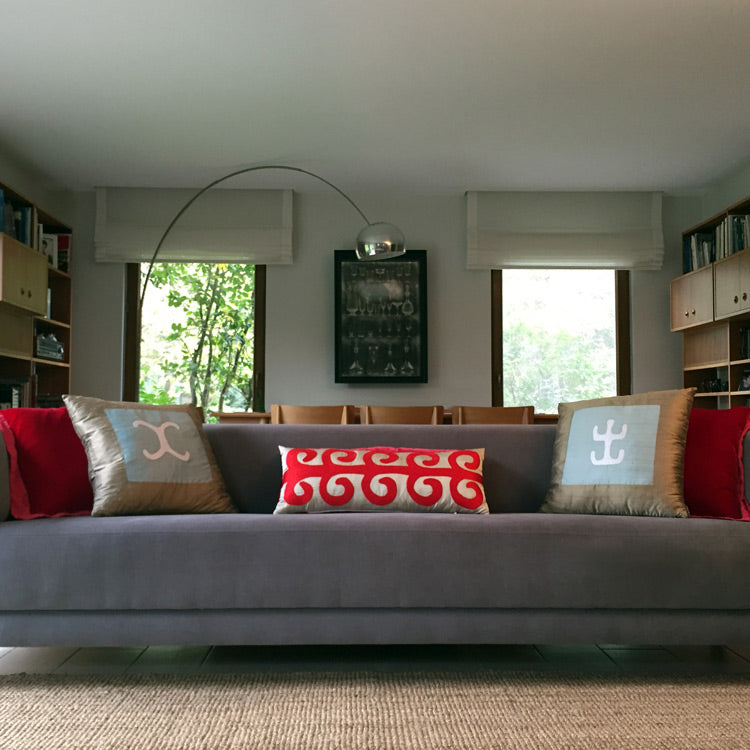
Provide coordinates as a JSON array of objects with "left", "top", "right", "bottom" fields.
[{"left": 1, "top": 671, "right": 749, "bottom": 750}]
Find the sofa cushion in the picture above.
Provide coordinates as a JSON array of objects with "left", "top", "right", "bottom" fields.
[
  {"left": 0, "top": 407, "right": 93, "bottom": 519},
  {"left": 541, "top": 388, "right": 695, "bottom": 517},
  {"left": 63, "top": 395, "right": 235, "bottom": 516},
  {"left": 2, "top": 513, "right": 750, "bottom": 613},
  {"left": 274, "top": 446, "right": 488, "bottom": 514},
  {"left": 684, "top": 407, "right": 750, "bottom": 519},
  {"left": 206, "top": 424, "right": 556, "bottom": 514}
]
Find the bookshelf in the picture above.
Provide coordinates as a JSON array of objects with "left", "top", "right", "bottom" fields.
[
  {"left": 681, "top": 195, "right": 750, "bottom": 273},
  {"left": 680, "top": 317, "right": 750, "bottom": 409},
  {"left": 672, "top": 195, "right": 750, "bottom": 409},
  {"left": 0, "top": 180, "right": 72, "bottom": 408}
]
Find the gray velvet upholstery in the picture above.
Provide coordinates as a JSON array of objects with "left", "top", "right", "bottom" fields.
[
  {"left": 2, "top": 610, "right": 749, "bottom": 647},
  {"left": 205, "top": 424, "right": 556, "bottom": 514},
  {"left": 1, "top": 423, "right": 749, "bottom": 646},
  {"left": 0, "top": 430, "right": 9, "bottom": 522},
  {"left": 1, "top": 512, "right": 750, "bottom": 612}
]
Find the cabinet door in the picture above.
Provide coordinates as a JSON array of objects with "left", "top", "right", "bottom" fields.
[
  {"left": 0, "top": 234, "right": 47, "bottom": 315},
  {"left": 670, "top": 265, "right": 714, "bottom": 331},
  {"left": 740, "top": 251, "right": 750, "bottom": 314},
  {"left": 713, "top": 251, "right": 750, "bottom": 319}
]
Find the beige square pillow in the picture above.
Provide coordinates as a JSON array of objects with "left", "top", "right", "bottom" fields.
[
  {"left": 540, "top": 388, "right": 696, "bottom": 517},
  {"left": 63, "top": 395, "right": 236, "bottom": 516}
]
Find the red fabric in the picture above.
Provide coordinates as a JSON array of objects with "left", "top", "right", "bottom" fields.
[
  {"left": 683, "top": 407, "right": 750, "bottom": 519},
  {"left": 0, "top": 407, "right": 93, "bottom": 519},
  {"left": 278, "top": 446, "right": 486, "bottom": 512}
]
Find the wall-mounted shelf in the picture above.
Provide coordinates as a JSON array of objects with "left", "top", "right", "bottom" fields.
[
  {"left": 0, "top": 180, "right": 72, "bottom": 408},
  {"left": 682, "top": 195, "right": 750, "bottom": 273},
  {"left": 672, "top": 196, "right": 750, "bottom": 409}
]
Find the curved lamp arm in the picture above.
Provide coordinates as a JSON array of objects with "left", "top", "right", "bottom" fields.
[{"left": 140, "top": 165, "right": 405, "bottom": 310}]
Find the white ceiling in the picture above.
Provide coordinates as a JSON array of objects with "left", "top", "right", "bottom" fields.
[{"left": 2, "top": 0, "right": 750, "bottom": 195}]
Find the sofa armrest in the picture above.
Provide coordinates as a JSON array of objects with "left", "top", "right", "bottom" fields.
[{"left": 0, "top": 428, "right": 10, "bottom": 521}]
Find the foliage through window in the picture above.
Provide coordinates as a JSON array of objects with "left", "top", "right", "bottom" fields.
[
  {"left": 502, "top": 269, "right": 617, "bottom": 413},
  {"left": 139, "top": 263, "right": 256, "bottom": 412}
]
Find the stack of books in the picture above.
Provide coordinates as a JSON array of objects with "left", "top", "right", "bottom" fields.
[
  {"left": 0, "top": 377, "right": 31, "bottom": 409},
  {"left": 683, "top": 214, "right": 750, "bottom": 272}
]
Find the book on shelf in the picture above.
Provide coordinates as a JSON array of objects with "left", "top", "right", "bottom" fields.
[
  {"left": 683, "top": 231, "right": 715, "bottom": 272},
  {"left": 38, "top": 227, "right": 72, "bottom": 270},
  {"left": 2, "top": 195, "right": 16, "bottom": 239},
  {"left": 716, "top": 214, "right": 750, "bottom": 260},
  {"left": 0, "top": 377, "right": 31, "bottom": 409},
  {"left": 56, "top": 233, "right": 71, "bottom": 272},
  {"left": 35, "top": 393, "right": 64, "bottom": 409},
  {"left": 41, "top": 233, "right": 57, "bottom": 267},
  {"left": 12, "top": 206, "right": 33, "bottom": 247},
  {"left": 683, "top": 215, "right": 750, "bottom": 272},
  {"left": 741, "top": 326, "right": 750, "bottom": 360}
]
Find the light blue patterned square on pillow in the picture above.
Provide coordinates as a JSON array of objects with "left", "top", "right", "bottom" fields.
[
  {"left": 105, "top": 408, "right": 212, "bottom": 484},
  {"left": 561, "top": 405, "right": 660, "bottom": 486}
]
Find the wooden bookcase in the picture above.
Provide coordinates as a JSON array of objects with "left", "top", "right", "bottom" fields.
[
  {"left": 680, "top": 316, "right": 750, "bottom": 409},
  {"left": 0, "top": 181, "right": 72, "bottom": 408},
  {"left": 672, "top": 196, "right": 750, "bottom": 409},
  {"left": 681, "top": 195, "right": 750, "bottom": 273}
]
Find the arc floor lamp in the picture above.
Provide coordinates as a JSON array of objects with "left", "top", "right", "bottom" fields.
[
  {"left": 134, "top": 164, "right": 407, "bottom": 409},
  {"left": 140, "top": 164, "right": 406, "bottom": 310}
]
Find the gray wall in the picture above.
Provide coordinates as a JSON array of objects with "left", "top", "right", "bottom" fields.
[
  {"left": 0, "top": 151, "right": 74, "bottom": 227},
  {"left": 71, "top": 191, "right": 126, "bottom": 399},
  {"left": 3, "top": 150, "right": 748, "bottom": 406},
  {"left": 630, "top": 192, "right": 702, "bottom": 393},
  {"left": 699, "top": 158, "right": 750, "bottom": 217},
  {"left": 265, "top": 191, "right": 489, "bottom": 407}
]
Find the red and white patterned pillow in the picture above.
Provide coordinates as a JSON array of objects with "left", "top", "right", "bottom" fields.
[{"left": 274, "top": 446, "right": 488, "bottom": 514}]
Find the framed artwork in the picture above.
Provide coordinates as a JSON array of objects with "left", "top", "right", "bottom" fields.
[{"left": 334, "top": 249, "right": 427, "bottom": 383}]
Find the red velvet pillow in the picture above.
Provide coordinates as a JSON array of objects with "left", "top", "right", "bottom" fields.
[
  {"left": 683, "top": 407, "right": 750, "bottom": 519},
  {"left": 0, "top": 407, "right": 93, "bottom": 519}
]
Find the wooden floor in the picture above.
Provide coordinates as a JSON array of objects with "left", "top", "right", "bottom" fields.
[{"left": 1, "top": 644, "right": 750, "bottom": 676}]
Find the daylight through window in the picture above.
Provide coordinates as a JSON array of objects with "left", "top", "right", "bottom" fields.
[
  {"left": 139, "top": 262, "right": 257, "bottom": 412},
  {"left": 502, "top": 269, "right": 617, "bottom": 413}
]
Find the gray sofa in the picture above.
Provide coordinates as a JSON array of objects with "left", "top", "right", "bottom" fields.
[{"left": 1, "top": 423, "right": 749, "bottom": 647}]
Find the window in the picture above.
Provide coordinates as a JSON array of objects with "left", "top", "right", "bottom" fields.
[
  {"left": 491, "top": 269, "right": 630, "bottom": 413},
  {"left": 124, "top": 263, "right": 266, "bottom": 412}
]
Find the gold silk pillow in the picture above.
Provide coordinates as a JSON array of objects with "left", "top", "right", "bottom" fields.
[
  {"left": 63, "top": 395, "right": 236, "bottom": 516},
  {"left": 541, "top": 388, "right": 696, "bottom": 517}
]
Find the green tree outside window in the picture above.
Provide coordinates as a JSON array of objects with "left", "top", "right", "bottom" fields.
[{"left": 140, "top": 263, "right": 256, "bottom": 412}]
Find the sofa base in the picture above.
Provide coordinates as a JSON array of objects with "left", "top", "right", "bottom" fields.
[{"left": 1, "top": 608, "right": 748, "bottom": 647}]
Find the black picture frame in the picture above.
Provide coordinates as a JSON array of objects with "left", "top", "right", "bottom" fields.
[{"left": 334, "top": 249, "right": 427, "bottom": 383}]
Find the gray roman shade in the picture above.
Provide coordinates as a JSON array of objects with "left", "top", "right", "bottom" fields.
[
  {"left": 94, "top": 187, "right": 293, "bottom": 264},
  {"left": 466, "top": 190, "right": 664, "bottom": 270}
]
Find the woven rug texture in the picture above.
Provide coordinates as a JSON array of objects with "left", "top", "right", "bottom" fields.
[{"left": 1, "top": 671, "right": 749, "bottom": 749}]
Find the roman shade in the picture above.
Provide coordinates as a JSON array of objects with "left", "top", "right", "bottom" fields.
[
  {"left": 94, "top": 187, "right": 293, "bottom": 264},
  {"left": 466, "top": 191, "right": 664, "bottom": 270}
]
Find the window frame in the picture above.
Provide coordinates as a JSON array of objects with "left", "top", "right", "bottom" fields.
[
  {"left": 122, "top": 262, "right": 267, "bottom": 411},
  {"left": 490, "top": 269, "right": 631, "bottom": 408}
]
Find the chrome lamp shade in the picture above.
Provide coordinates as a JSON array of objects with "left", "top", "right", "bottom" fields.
[{"left": 355, "top": 222, "right": 406, "bottom": 260}]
